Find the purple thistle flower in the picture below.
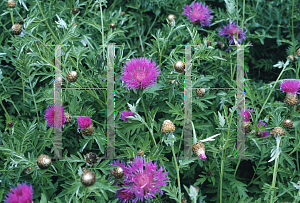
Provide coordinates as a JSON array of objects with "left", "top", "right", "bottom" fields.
[
  {"left": 182, "top": 2, "right": 213, "bottom": 27},
  {"left": 276, "top": 79, "right": 300, "bottom": 94},
  {"left": 44, "top": 104, "right": 66, "bottom": 129},
  {"left": 243, "top": 108, "right": 253, "bottom": 122},
  {"left": 123, "top": 156, "right": 169, "bottom": 202},
  {"left": 77, "top": 116, "right": 92, "bottom": 129},
  {"left": 4, "top": 182, "right": 33, "bottom": 203},
  {"left": 120, "top": 57, "right": 160, "bottom": 91},
  {"left": 258, "top": 120, "right": 269, "bottom": 138},
  {"left": 116, "top": 185, "right": 135, "bottom": 203},
  {"left": 120, "top": 111, "right": 135, "bottom": 122},
  {"left": 218, "top": 22, "right": 247, "bottom": 44}
]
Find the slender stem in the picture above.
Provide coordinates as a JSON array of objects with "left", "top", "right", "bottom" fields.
[
  {"left": 100, "top": 1, "right": 105, "bottom": 59},
  {"left": 295, "top": 119, "right": 299, "bottom": 171},
  {"left": 247, "top": 168, "right": 270, "bottom": 187},
  {"left": 82, "top": 187, "right": 88, "bottom": 202},
  {"left": 0, "top": 99, "right": 10, "bottom": 118},
  {"left": 38, "top": 128, "right": 53, "bottom": 155},
  {"left": 291, "top": 0, "right": 295, "bottom": 57},
  {"left": 220, "top": 159, "right": 224, "bottom": 203},
  {"left": 233, "top": 158, "right": 241, "bottom": 181},
  {"left": 29, "top": 80, "right": 40, "bottom": 123},
  {"left": 145, "top": 16, "right": 158, "bottom": 39},
  {"left": 171, "top": 144, "right": 181, "bottom": 203},
  {"left": 257, "top": 61, "right": 288, "bottom": 120},
  {"left": 10, "top": 9, "right": 14, "bottom": 25},
  {"left": 270, "top": 138, "right": 281, "bottom": 203},
  {"left": 242, "top": 0, "right": 245, "bottom": 32},
  {"left": 140, "top": 92, "right": 149, "bottom": 132},
  {"left": 138, "top": 24, "right": 144, "bottom": 53}
]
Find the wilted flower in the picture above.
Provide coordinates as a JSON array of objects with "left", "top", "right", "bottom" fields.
[
  {"left": 276, "top": 79, "right": 300, "bottom": 94},
  {"left": 120, "top": 111, "right": 135, "bottom": 122},
  {"left": 77, "top": 116, "right": 92, "bottom": 129},
  {"left": 182, "top": 2, "right": 213, "bottom": 27},
  {"left": 120, "top": 57, "right": 160, "bottom": 90},
  {"left": 4, "top": 182, "right": 33, "bottom": 203},
  {"left": 258, "top": 120, "right": 270, "bottom": 138},
  {"left": 218, "top": 22, "right": 247, "bottom": 44},
  {"left": 44, "top": 104, "right": 66, "bottom": 129},
  {"left": 123, "top": 156, "right": 169, "bottom": 202}
]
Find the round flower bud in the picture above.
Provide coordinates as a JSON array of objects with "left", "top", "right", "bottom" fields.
[
  {"left": 37, "top": 155, "right": 52, "bottom": 169},
  {"left": 110, "top": 23, "right": 116, "bottom": 29},
  {"left": 81, "top": 169, "right": 96, "bottom": 187},
  {"left": 167, "top": 14, "right": 176, "bottom": 25},
  {"left": 66, "top": 71, "right": 78, "bottom": 83},
  {"left": 270, "top": 127, "right": 286, "bottom": 138},
  {"left": 112, "top": 166, "right": 124, "bottom": 179},
  {"left": 174, "top": 61, "right": 185, "bottom": 73},
  {"left": 72, "top": 8, "right": 79, "bottom": 14},
  {"left": 138, "top": 150, "right": 144, "bottom": 156},
  {"left": 161, "top": 120, "right": 175, "bottom": 134},
  {"left": 7, "top": 0, "right": 16, "bottom": 8},
  {"left": 283, "top": 119, "right": 293, "bottom": 129}
]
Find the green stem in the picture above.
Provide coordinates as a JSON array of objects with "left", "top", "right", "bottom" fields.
[
  {"left": 38, "top": 128, "right": 53, "bottom": 155},
  {"left": 220, "top": 159, "right": 224, "bottom": 203},
  {"left": 0, "top": 99, "right": 10, "bottom": 119},
  {"left": 100, "top": 1, "right": 105, "bottom": 59},
  {"left": 82, "top": 187, "right": 88, "bottom": 202},
  {"left": 295, "top": 119, "right": 299, "bottom": 171},
  {"left": 270, "top": 138, "right": 281, "bottom": 203},
  {"left": 233, "top": 158, "right": 241, "bottom": 181},
  {"left": 140, "top": 92, "right": 149, "bottom": 133},
  {"left": 292, "top": 0, "right": 295, "bottom": 57},
  {"left": 29, "top": 80, "right": 40, "bottom": 124},
  {"left": 10, "top": 9, "right": 14, "bottom": 25},
  {"left": 257, "top": 61, "right": 288, "bottom": 120},
  {"left": 171, "top": 144, "right": 181, "bottom": 203}
]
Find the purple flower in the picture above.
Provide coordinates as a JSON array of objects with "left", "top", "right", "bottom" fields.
[
  {"left": 116, "top": 185, "right": 135, "bottom": 203},
  {"left": 120, "top": 111, "right": 135, "bottom": 122},
  {"left": 182, "top": 2, "right": 213, "bottom": 27},
  {"left": 200, "top": 153, "right": 207, "bottom": 161},
  {"left": 123, "top": 156, "right": 169, "bottom": 202},
  {"left": 120, "top": 57, "right": 160, "bottom": 90},
  {"left": 44, "top": 104, "right": 66, "bottom": 129},
  {"left": 258, "top": 120, "right": 269, "bottom": 138},
  {"left": 218, "top": 22, "right": 247, "bottom": 44},
  {"left": 4, "top": 182, "right": 33, "bottom": 203},
  {"left": 77, "top": 116, "right": 92, "bottom": 129},
  {"left": 243, "top": 108, "right": 253, "bottom": 122},
  {"left": 276, "top": 79, "right": 300, "bottom": 94}
]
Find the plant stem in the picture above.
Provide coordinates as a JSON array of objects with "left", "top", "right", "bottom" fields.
[
  {"left": 292, "top": 0, "right": 295, "bottom": 57},
  {"left": 38, "top": 128, "right": 53, "bottom": 155},
  {"left": 47, "top": 170, "right": 71, "bottom": 181},
  {"left": 29, "top": 80, "right": 40, "bottom": 123},
  {"left": 0, "top": 99, "right": 10, "bottom": 119},
  {"left": 295, "top": 120, "right": 299, "bottom": 171},
  {"left": 171, "top": 144, "right": 181, "bottom": 203},
  {"left": 82, "top": 187, "right": 88, "bottom": 202},
  {"left": 233, "top": 158, "right": 241, "bottom": 181},
  {"left": 140, "top": 92, "right": 149, "bottom": 132},
  {"left": 100, "top": 1, "right": 105, "bottom": 59},
  {"left": 257, "top": 61, "right": 288, "bottom": 120},
  {"left": 270, "top": 138, "right": 281, "bottom": 203},
  {"left": 220, "top": 159, "right": 224, "bottom": 203}
]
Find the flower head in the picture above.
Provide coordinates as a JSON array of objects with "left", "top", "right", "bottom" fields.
[
  {"left": 44, "top": 104, "right": 66, "bottom": 129},
  {"left": 4, "top": 182, "right": 33, "bottom": 203},
  {"left": 120, "top": 57, "right": 160, "bottom": 91},
  {"left": 218, "top": 22, "right": 247, "bottom": 44},
  {"left": 116, "top": 185, "right": 135, "bottom": 203},
  {"left": 120, "top": 111, "right": 135, "bottom": 122},
  {"left": 182, "top": 2, "right": 213, "bottom": 27},
  {"left": 277, "top": 79, "right": 300, "bottom": 94},
  {"left": 124, "top": 156, "right": 169, "bottom": 202},
  {"left": 77, "top": 116, "right": 92, "bottom": 129},
  {"left": 258, "top": 120, "right": 269, "bottom": 138},
  {"left": 243, "top": 108, "right": 253, "bottom": 122},
  {"left": 108, "top": 159, "right": 129, "bottom": 185}
]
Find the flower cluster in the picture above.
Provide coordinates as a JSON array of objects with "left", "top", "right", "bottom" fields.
[
  {"left": 4, "top": 182, "right": 33, "bottom": 203},
  {"left": 109, "top": 156, "right": 169, "bottom": 203}
]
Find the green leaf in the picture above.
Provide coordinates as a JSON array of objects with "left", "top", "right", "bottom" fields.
[{"left": 40, "top": 193, "right": 48, "bottom": 203}]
